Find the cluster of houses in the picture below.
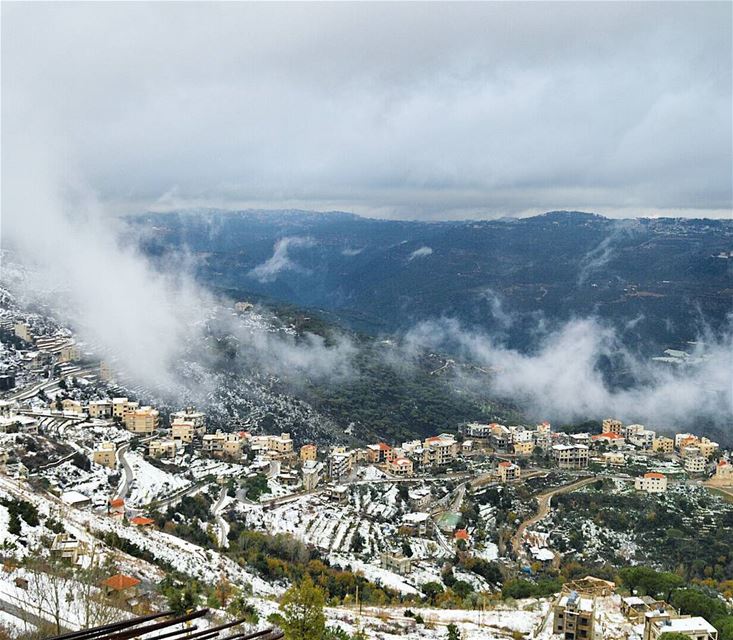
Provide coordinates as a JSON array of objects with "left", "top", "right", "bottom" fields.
[{"left": 552, "top": 576, "right": 720, "bottom": 640}]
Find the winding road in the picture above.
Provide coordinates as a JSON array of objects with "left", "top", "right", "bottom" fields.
[{"left": 511, "top": 475, "right": 596, "bottom": 557}]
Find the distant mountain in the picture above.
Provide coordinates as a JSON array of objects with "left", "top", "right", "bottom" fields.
[{"left": 129, "top": 209, "right": 732, "bottom": 353}]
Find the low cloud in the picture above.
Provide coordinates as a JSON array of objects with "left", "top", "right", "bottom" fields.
[
  {"left": 402, "top": 316, "right": 733, "bottom": 429},
  {"left": 249, "top": 236, "right": 316, "bottom": 283},
  {"left": 408, "top": 246, "right": 433, "bottom": 261}
]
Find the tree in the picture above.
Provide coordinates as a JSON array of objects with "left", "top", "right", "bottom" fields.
[
  {"left": 277, "top": 575, "right": 327, "bottom": 640},
  {"left": 446, "top": 623, "right": 461, "bottom": 640}
]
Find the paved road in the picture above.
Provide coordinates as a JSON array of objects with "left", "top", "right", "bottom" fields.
[
  {"left": 511, "top": 475, "right": 596, "bottom": 557},
  {"left": 212, "top": 485, "right": 230, "bottom": 548},
  {"left": 0, "top": 592, "right": 73, "bottom": 634},
  {"left": 115, "top": 443, "right": 133, "bottom": 500}
]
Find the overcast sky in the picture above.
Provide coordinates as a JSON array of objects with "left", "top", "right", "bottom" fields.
[{"left": 2, "top": 2, "right": 731, "bottom": 220}]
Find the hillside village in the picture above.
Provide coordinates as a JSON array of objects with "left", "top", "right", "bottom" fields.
[{"left": 0, "top": 300, "right": 731, "bottom": 640}]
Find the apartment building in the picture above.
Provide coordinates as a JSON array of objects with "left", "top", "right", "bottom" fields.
[
  {"left": 684, "top": 455, "right": 707, "bottom": 475},
  {"left": 675, "top": 433, "right": 697, "bottom": 449},
  {"left": 14, "top": 322, "right": 32, "bottom": 343},
  {"left": 697, "top": 438, "right": 719, "bottom": 459},
  {"left": 634, "top": 472, "right": 667, "bottom": 494},
  {"left": 124, "top": 406, "right": 159, "bottom": 434},
  {"left": 59, "top": 343, "right": 81, "bottom": 363},
  {"left": 112, "top": 398, "right": 133, "bottom": 420},
  {"left": 202, "top": 431, "right": 242, "bottom": 458},
  {"left": 534, "top": 421, "right": 553, "bottom": 449},
  {"left": 61, "top": 399, "right": 84, "bottom": 414},
  {"left": 497, "top": 460, "right": 521, "bottom": 482},
  {"left": 643, "top": 612, "right": 718, "bottom": 640},
  {"left": 300, "top": 444, "right": 317, "bottom": 462},
  {"left": 603, "top": 451, "right": 626, "bottom": 467},
  {"left": 92, "top": 442, "right": 117, "bottom": 469},
  {"left": 513, "top": 441, "right": 534, "bottom": 456},
  {"left": 88, "top": 400, "right": 112, "bottom": 419},
  {"left": 625, "top": 424, "right": 656, "bottom": 449},
  {"left": 421, "top": 434, "right": 459, "bottom": 467},
  {"left": 170, "top": 408, "right": 206, "bottom": 429},
  {"left": 302, "top": 460, "right": 323, "bottom": 491},
  {"left": 148, "top": 439, "right": 177, "bottom": 459},
  {"left": 328, "top": 451, "right": 352, "bottom": 482},
  {"left": 366, "top": 442, "right": 392, "bottom": 464},
  {"left": 387, "top": 456, "right": 413, "bottom": 477},
  {"left": 652, "top": 437, "right": 674, "bottom": 454},
  {"left": 269, "top": 433, "right": 294, "bottom": 457},
  {"left": 465, "top": 422, "right": 492, "bottom": 439},
  {"left": 552, "top": 444, "right": 589, "bottom": 469},
  {"left": 602, "top": 418, "right": 623, "bottom": 435},
  {"left": 553, "top": 591, "right": 595, "bottom": 640},
  {"left": 171, "top": 419, "right": 198, "bottom": 443}
]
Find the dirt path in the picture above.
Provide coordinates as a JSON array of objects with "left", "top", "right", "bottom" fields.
[{"left": 511, "top": 475, "right": 596, "bottom": 556}]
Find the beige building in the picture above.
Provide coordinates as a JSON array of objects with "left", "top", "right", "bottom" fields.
[
  {"left": 148, "top": 439, "right": 177, "bottom": 459},
  {"left": 92, "top": 442, "right": 117, "bottom": 469},
  {"left": 634, "top": 472, "right": 667, "bottom": 494},
  {"left": 553, "top": 592, "right": 595, "bottom": 640},
  {"left": 202, "top": 431, "right": 243, "bottom": 458},
  {"left": 552, "top": 444, "right": 589, "bottom": 468},
  {"left": 88, "top": 400, "right": 112, "bottom": 419},
  {"left": 59, "top": 344, "right": 80, "bottom": 363},
  {"left": 602, "top": 418, "right": 623, "bottom": 435},
  {"left": 603, "top": 451, "right": 626, "bottom": 467},
  {"left": 269, "top": 433, "right": 294, "bottom": 456},
  {"left": 61, "top": 398, "right": 84, "bottom": 414},
  {"left": 171, "top": 419, "right": 198, "bottom": 443},
  {"left": 697, "top": 438, "right": 719, "bottom": 459},
  {"left": 302, "top": 461, "right": 323, "bottom": 491},
  {"left": 497, "top": 460, "right": 521, "bottom": 482},
  {"left": 300, "top": 444, "right": 317, "bottom": 462},
  {"left": 513, "top": 441, "right": 534, "bottom": 456},
  {"left": 14, "top": 322, "right": 32, "bottom": 343},
  {"left": 422, "top": 434, "right": 459, "bottom": 467},
  {"left": 387, "top": 456, "right": 413, "bottom": 477},
  {"left": 709, "top": 459, "right": 733, "bottom": 486},
  {"left": 170, "top": 408, "right": 206, "bottom": 429},
  {"left": 652, "top": 437, "right": 674, "bottom": 454},
  {"left": 124, "top": 406, "right": 159, "bottom": 434}
]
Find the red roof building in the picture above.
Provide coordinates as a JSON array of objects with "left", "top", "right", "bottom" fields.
[{"left": 102, "top": 574, "right": 141, "bottom": 592}]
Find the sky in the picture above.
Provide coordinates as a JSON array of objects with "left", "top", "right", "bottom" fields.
[{"left": 2, "top": 1, "right": 732, "bottom": 221}]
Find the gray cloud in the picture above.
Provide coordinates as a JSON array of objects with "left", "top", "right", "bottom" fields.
[
  {"left": 402, "top": 317, "right": 733, "bottom": 429},
  {"left": 249, "top": 236, "right": 316, "bottom": 283},
  {"left": 2, "top": 2, "right": 731, "bottom": 220}
]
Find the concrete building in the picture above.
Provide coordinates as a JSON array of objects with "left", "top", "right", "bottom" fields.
[
  {"left": 625, "top": 424, "right": 656, "bottom": 449},
  {"left": 302, "top": 460, "right": 323, "bottom": 491},
  {"left": 387, "top": 456, "right": 413, "bottom": 477},
  {"left": 112, "top": 398, "right": 132, "bottom": 420},
  {"left": 497, "top": 460, "right": 521, "bottom": 482},
  {"left": 380, "top": 553, "right": 412, "bottom": 575},
  {"left": 684, "top": 455, "right": 707, "bottom": 475},
  {"left": 170, "top": 408, "right": 206, "bottom": 429},
  {"left": 300, "top": 444, "right": 317, "bottom": 462},
  {"left": 328, "top": 450, "right": 352, "bottom": 482},
  {"left": 513, "top": 441, "right": 534, "bottom": 456},
  {"left": 13, "top": 322, "right": 32, "bottom": 343},
  {"left": 88, "top": 400, "right": 112, "bottom": 419},
  {"left": 465, "top": 422, "right": 492, "bottom": 439},
  {"left": 602, "top": 418, "right": 623, "bottom": 436},
  {"left": 634, "top": 472, "right": 668, "bottom": 494},
  {"left": 148, "top": 439, "right": 177, "bottom": 459},
  {"left": 603, "top": 451, "right": 626, "bottom": 467},
  {"left": 422, "top": 434, "right": 459, "bottom": 467},
  {"left": 709, "top": 459, "right": 733, "bottom": 486},
  {"left": 124, "top": 406, "right": 159, "bottom": 434},
  {"left": 171, "top": 419, "right": 198, "bottom": 443},
  {"left": 591, "top": 432, "right": 625, "bottom": 448},
  {"left": 92, "top": 442, "right": 117, "bottom": 469},
  {"left": 202, "top": 431, "right": 242, "bottom": 457},
  {"left": 644, "top": 612, "right": 718, "bottom": 640},
  {"left": 553, "top": 591, "right": 595, "bottom": 640},
  {"left": 697, "top": 438, "right": 719, "bottom": 459},
  {"left": 652, "top": 437, "right": 674, "bottom": 454},
  {"left": 552, "top": 444, "right": 590, "bottom": 469},
  {"left": 366, "top": 442, "right": 392, "bottom": 464}
]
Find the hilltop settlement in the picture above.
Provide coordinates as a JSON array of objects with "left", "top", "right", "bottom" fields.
[{"left": 0, "top": 297, "right": 730, "bottom": 640}]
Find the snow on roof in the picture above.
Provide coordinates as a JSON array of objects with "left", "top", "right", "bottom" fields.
[
  {"left": 623, "top": 596, "right": 647, "bottom": 606},
  {"left": 402, "top": 512, "right": 430, "bottom": 523},
  {"left": 61, "top": 491, "right": 90, "bottom": 505},
  {"left": 660, "top": 617, "right": 717, "bottom": 634}
]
